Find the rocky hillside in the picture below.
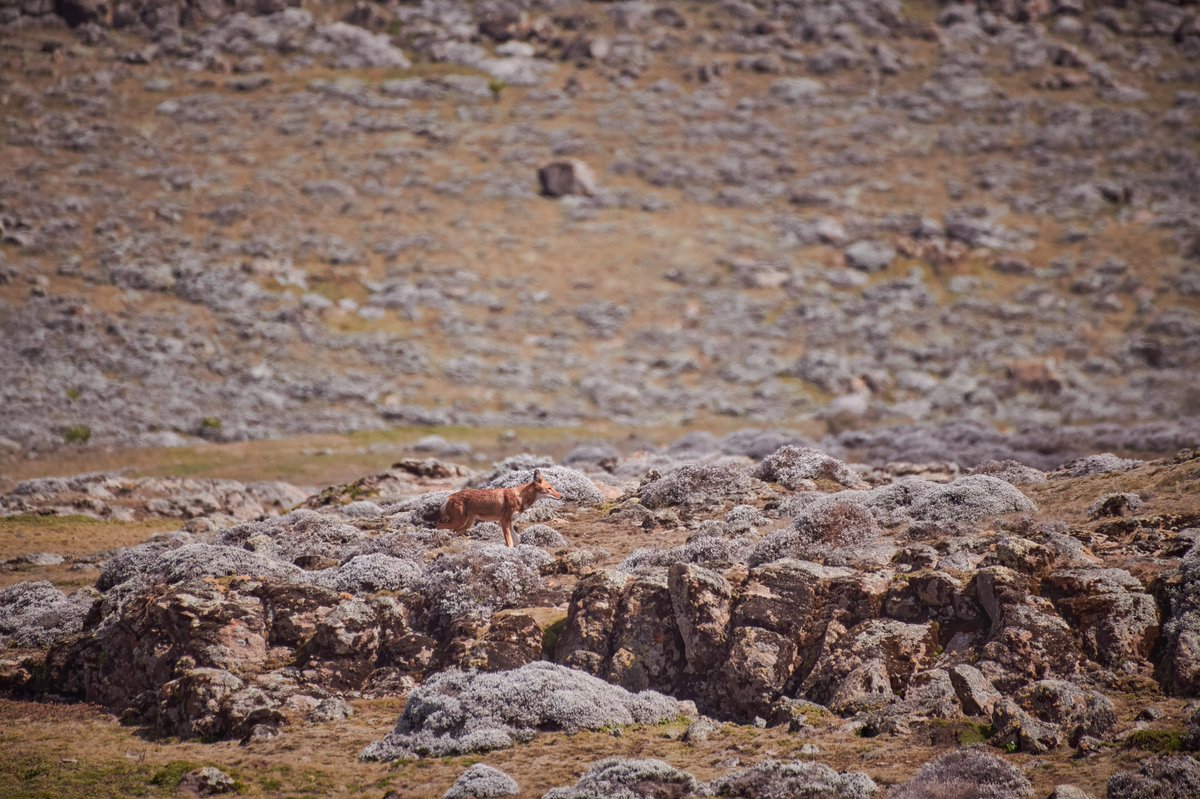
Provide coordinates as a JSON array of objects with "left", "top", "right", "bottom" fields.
[
  {"left": 1, "top": 0, "right": 1198, "bottom": 455},
  {"left": 2, "top": 435, "right": 1200, "bottom": 796},
  {"left": 3, "top": 0, "right": 1200, "bottom": 796}
]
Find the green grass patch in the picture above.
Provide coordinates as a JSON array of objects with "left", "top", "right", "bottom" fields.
[
  {"left": 149, "top": 760, "right": 200, "bottom": 788},
  {"left": 259, "top": 775, "right": 284, "bottom": 791},
  {"left": 62, "top": 425, "right": 91, "bottom": 444},
  {"left": 1125, "top": 728, "right": 1186, "bottom": 753},
  {"left": 0, "top": 752, "right": 174, "bottom": 799},
  {"left": 926, "top": 719, "right": 995, "bottom": 747},
  {"left": 959, "top": 722, "right": 994, "bottom": 745}
]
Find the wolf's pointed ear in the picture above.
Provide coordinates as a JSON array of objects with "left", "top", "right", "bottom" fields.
[{"left": 533, "top": 468, "right": 541, "bottom": 481}]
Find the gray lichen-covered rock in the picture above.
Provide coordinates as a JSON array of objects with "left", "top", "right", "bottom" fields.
[
  {"left": 604, "top": 576, "right": 687, "bottom": 694},
  {"left": 752, "top": 446, "right": 863, "bottom": 490},
  {"left": 443, "top": 764, "right": 519, "bottom": 799},
  {"left": 908, "top": 475, "right": 1035, "bottom": 524},
  {"left": 711, "top": 760, "right": 878, "bottom": 798},
  {"left": 639, "top": 461, "right": 757, "bottom": 510},
  {"left": 948, "top": 664, "right": 1002, "bottom": 716},
  {"left": 749, "top": 501, "right": 880, "bottom": 566},
  {"left": 970, "top": 460, "right": 1047, "bottom": 485},
  {"left": 486, "top": 465, "right": 604, "bottom": 507},
  {"left": 1087, "top": 492, "right": 1145, "bottom": 519},
  {"left": 542, "top": 758, "right": 703, "bottom": 799},
  {"left": 555, "top": 571, "right": 628, "bottom": 674},
  {"left": 311, "top": 553, "right": 422, "bottom": 594},
  {"left": 990, "top": 697, "right": 1064, "bottom": 754},
  {"left": 518, "top": 524, "right": 568, "bottom": 548},
  {"left": 891, "top": 748, "right": 1033, "bottom": 799},
  {"left": 801, "top": 618, "right": 938, "bottom": 714},
  {"left": 1042, "top": 568, "right": 1158, "bottom": 666},
  {"left": 1156, "top": 545, "right": 1200, "bottom": 697},
  {"left": 0, "top": 581, "right": 95, "bottom": 649},
  {"left": 1047, "top": 786, "right": 1094, "bottom": 799},
  {"left": 1018, "top": 679, "right": 1117, "bottom": 744},
  {"left": 704, "top": 625, "right": 797, "bottom": 721},
  {"left": 974, "top": 567, "right": 1085, "bottom": 687},
  {"left": 1107, "top": 755, "right": 1200, "bottom": 799},
  {"left": 360, "top": 662, "right": 684, "bottom": 760},
  {"left": 668, "top": 562, "right": 732, "bottom": 675},
  {"left": 178, "top": 765, "right": 236, "bottom": 796},
  {"left": 844, "top": 240, "right": 896, "bottom": 272},
  {"left": 416, "top": 545, "right": 551, "bottom": 633}
]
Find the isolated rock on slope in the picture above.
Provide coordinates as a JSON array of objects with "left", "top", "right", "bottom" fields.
[{"left": 538, "top": 160, "right": 597, "bottom": 198}]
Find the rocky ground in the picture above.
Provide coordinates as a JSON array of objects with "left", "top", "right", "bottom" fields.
[
  {"left": 0, "top": 0, "right": 1197, "bottom": 456},
  {"left": 2, "top": 433, "right": 1200, "bottom": 797},
  {"left": 2, "top": 0, "right": 1200, "bottom": 797}
]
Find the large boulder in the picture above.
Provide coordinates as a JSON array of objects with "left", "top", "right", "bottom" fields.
[
  {"left": 70, "top": 579, "right": 271, "bottom": 709},
  {"left": 554, "top": 571, "right": 627, "bottom": 674},
  {"left": 974, "top": 567, "right": 1085, "bottom": 688},
  {"left": 948, "top": 664, "right": 1002, "bottom": 716},
  {"left": 668, "top": 562, "right": 732, "bottom": 675},
  {"left": 711, "top": 760, "right": 878, "bottom": 798},
  {"left": 543, "top": 758, "right": 703, "bottom": 799},
  {"left": 1107, "top": 755, "right": 1200, "bottom": 799},
  {"left": 1042, "top": 568, "right": 1159, "bottom": 667},
  {"left": 891, "top": 749, "right": 1033, "bottom": 799},
  {"left": 703, "top": 625, "right": 797, "bottom": 721},
  {"left": 1159, "top": 546, "right": 1200, "bottom": 696},
  {"left": 0, "top": 581, "right": 95, "bottom": 649},
  {"left": 360, "top": 662, "right": 684, "bottom": 760},
  {"left": 604, "top": 576, "right": 687, "bottom": 695},
  {"left": 800, "top": 619, "right": 939, "bottom": 714},
  {"left": 992, "top": 679, "right": 1116, "bottom": 753}
]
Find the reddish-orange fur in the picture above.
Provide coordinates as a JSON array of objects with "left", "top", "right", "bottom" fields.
[{"left": 436, "top": 469, "right": 562, "bottom": 547}]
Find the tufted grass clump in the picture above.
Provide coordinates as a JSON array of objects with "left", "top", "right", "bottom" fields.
[{"left": 62, "top": 424, "right": 91, "bottom": 444}]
